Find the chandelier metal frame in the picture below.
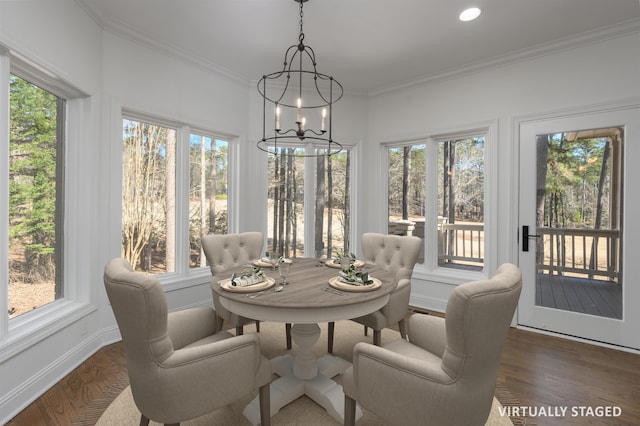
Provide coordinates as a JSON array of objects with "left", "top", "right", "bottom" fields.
[{"left": 257, "top": 0, "right": 344, "bottom": 157}]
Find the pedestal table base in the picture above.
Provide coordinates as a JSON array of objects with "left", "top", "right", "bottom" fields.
[{"left": 242, "top": 323, "right": 363, "bottom": 425}]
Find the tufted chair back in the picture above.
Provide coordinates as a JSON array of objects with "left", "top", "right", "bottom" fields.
[
  {"left": 202, "top": 232, "right": 264, "bottom": 333},
  {"left": 326, "top": 232, "right": 422, "bottom": 352},
  {"left": 202, "top": 232, "right": 264, "bottom": 275},
  {"left": 361, "top": 232, "right": 422, "bottom": 283}
]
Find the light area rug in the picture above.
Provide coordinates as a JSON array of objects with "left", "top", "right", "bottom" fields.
[{"left": 97, "top": 320, "right": 515, "bottom": 426}]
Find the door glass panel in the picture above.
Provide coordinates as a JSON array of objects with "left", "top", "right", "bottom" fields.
[{"left": 535, "top": 128, "right": 622, "bottom": 319}]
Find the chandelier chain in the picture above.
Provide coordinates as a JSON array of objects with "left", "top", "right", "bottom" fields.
[{"left": 298, "top": 1, "right": 305, "bottom": 43}]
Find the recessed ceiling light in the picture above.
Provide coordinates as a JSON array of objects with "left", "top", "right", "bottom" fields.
[{"left": 459, "top": 7, "right": 481, "bottom": 22}]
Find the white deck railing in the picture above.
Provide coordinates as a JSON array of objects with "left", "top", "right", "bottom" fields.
[
  {"left": 439, "top": 223, "right": 484, "bottom": 266},
  {"left": 536, "top": 227, "right": 620, "bottom": 281},
  {"left": 391, "top": 220, "right": 619, "bottom": 281}
]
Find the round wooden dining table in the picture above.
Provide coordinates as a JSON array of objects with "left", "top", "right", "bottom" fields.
[{"left": 211, "top": 258, "right": 395, "bottom": 425}]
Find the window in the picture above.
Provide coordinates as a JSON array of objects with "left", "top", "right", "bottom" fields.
[
  {"left": 436, "top": 136, "right": 484, "bottom": 270},
  {"left": 387, "top": 133, "right": 486, "bottom": 270},
  {"left": 189, "top": 133, "right": 229, "bottom": 268},
  {"left": 121, "top": 117, "right": 230, "bottom": 274},
  {"left": 122, "top": 119, "right": 176, "bottom": 273},
  {"left": 7, "top": 74, "right": 64, "bottom": 319},
  {"left": 267, "top": 146, "right": 352, "bottom": 259}
]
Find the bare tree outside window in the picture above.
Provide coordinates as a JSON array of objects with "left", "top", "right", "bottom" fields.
[
  {"left": 267, "top": 146, "right": 351, "bottom": 259},
  {"left": 121, "top": 119, "right": 176, "bottom": 273},
  {"left": 188, "top": 134, "right": 229, "bottom": 267}
]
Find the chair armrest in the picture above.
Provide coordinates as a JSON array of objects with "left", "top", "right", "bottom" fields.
[
  {"left": 407, "top": 313, "right": 446, "bottom": 357},
  {"left": 138, "top": 333, "right": 271, "bottom": 418},
  {"left": 352, "top": 341, "right": 453, "bottom": 387},
  {"left": 160, "top": 333, "right": 271, "bottom": 400},
  {"left": 345, "top": 341, "right": 454, "bottom": 422},
  {"left": 167, "top": 306, "right": 217, "bottom": 349},
  {"left": 163, "top": 332, "right": 262, "bottom": 369}
]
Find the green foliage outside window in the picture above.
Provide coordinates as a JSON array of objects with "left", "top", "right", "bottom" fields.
[{"left": 9, "top": 75, "right": 59, "bottom": 284}]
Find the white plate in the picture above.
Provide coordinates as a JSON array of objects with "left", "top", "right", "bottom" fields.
[
  {"left": 328, "top": 276, "right": 382, "bottom": 292},
  {"left": 219, "top": 276, "right": 275, "bottom": 293},
  {"left": 325, "top": 259, "right": 365, "bottom": 269}
]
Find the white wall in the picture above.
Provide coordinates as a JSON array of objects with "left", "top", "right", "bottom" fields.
[
  {"left": 363, "top": 30, "right": 640, "bottom": 311},
  {"left": 0, "top": 0, "right": 104, "bottom": 422},
  {"left": 1, "top": 0, "right": 639, "bottom": 421}
]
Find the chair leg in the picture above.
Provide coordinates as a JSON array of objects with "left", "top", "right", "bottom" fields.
[
  {"left": 259, "top": 383, "right": 271, "bottom": 426},
  {"left": 285, "top": 323, "right": 292, "bottom": 349},
  {"left": 363, "top": 325, "right": 368, "bottom": 336},
  {"left": 140, "top": 414, "right": 150, "bottom": 426},
  {"left": 344, "top": 395, "right": 357, "bottom": 426},
  {"left": 398, "top": 318, "right": 407, "bottom": 339},
  {"left": 256, "top": 320, "right": 260, "bottom": 332},
  {"left": 373, "top": 329, "right": 381, "bottom": 346},
  {"left": 236, "top": 325, "right": 244, "bottom": 336},
  {"left": 328, "top": 321, "right": 335, "bottom": 354},
  {"left": 215, "top": 315, "right": 224, "bottom": 332}
]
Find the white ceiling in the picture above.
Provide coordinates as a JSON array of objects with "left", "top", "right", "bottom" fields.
[{"left": 77, "top": 0, "right": 640, "bottom": 94}]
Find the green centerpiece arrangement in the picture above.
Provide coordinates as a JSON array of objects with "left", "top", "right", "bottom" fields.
[
  {"left": 333, "top": 250, "right": 356, "bottom": 265},
  {"left": 338, "top": 264, "right": 373, "bottom": 286},
  {"left": 231, "top": 267, "right": 265, "bottom": 287}
]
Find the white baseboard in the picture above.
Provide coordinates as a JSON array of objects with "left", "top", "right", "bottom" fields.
[
  {"left": 0, "top": 325, "right": 121, "bottom": 425},
  {"left": 409, "top": 294, "right": 447, "bottom": 313}
]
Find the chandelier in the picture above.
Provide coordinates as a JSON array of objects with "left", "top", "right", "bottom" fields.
[{"left": 257, "top": 0, "right": 344, "bottom": 157}]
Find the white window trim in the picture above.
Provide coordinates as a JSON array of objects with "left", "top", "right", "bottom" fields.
[
  {"left": 381, "top": 119, "right": 498, "bottom": 283},
  {"left": 0, "top": 47, "right": 95, "bottom": 361},
  {"left": 119, "top": 110, "right": 238, "bottom": 289}
]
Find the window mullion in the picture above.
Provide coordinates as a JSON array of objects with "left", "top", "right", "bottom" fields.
[
  {"left": 174, "top": 126, "right": 190, "bottom": 275},
  {"left": 0, "top": 47, "right": 10, "bottom": 334},
  {"left": 303, "top": 153, "right": 315, "bottom": 258},
  {"left": 424, "top": 140, "right": 439, "bottom": 270}
]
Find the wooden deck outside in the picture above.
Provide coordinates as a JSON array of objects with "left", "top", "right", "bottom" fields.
[{"left": 536, "top": 273, "right": 622, "bottom": 319}]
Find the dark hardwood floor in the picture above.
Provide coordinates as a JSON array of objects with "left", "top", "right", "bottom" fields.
[{"left": 7, "top": 317, "right": 640, "bottom": 425}]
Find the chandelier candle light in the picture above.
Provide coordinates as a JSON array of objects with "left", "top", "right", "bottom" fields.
[{"left": 257, "top": 0, "right": 344, "bottom": 157}]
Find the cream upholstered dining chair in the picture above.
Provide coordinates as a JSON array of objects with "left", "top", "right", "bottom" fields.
[
  {"left": 343, "top": 263, "right": 522, "bottom": 426},
  {"left": 327, "top": 232, "right": 422, "bottom": 353},
  {"left": 202, "top": 232, "right": 263, "bottom": 335},
  {"left": 103, "top": 258, "right": 271, "bottom": 426}
]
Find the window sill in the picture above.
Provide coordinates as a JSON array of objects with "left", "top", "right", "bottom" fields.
[
  {"left": 412, "top": 263, "right": 486, "bottom": 286},
  {"left": 0, "top": 300, "right": 96, "bottom": 363}
]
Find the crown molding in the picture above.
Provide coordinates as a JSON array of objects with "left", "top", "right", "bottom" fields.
[{"left": 370, "top": 17, "right": 640, "bottom": 97}]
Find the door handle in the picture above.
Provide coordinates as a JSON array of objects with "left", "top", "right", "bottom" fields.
[{"left": 522, "top": 225, "right": 540, "bottom": 252}]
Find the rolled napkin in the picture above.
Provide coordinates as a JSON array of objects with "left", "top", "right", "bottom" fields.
[
  {"left": 231, "top": 268, "right": 265, "bottom": 287},
  {"left": 338, "top": 269, "right": 373, "bottom": 286}
]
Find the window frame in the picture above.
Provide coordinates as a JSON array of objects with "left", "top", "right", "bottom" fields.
[
  {"left": 382, "top": 121, "right": 498, "bottom": 282},
  {"left": 262, "top": 140, "right": 357, "bottom": 259},
  {"left": 0, "top": 47, "right": 94, "bottom": 360},
  {"left": 119, "top": 110, "right": 238, "bottom": 289}
]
